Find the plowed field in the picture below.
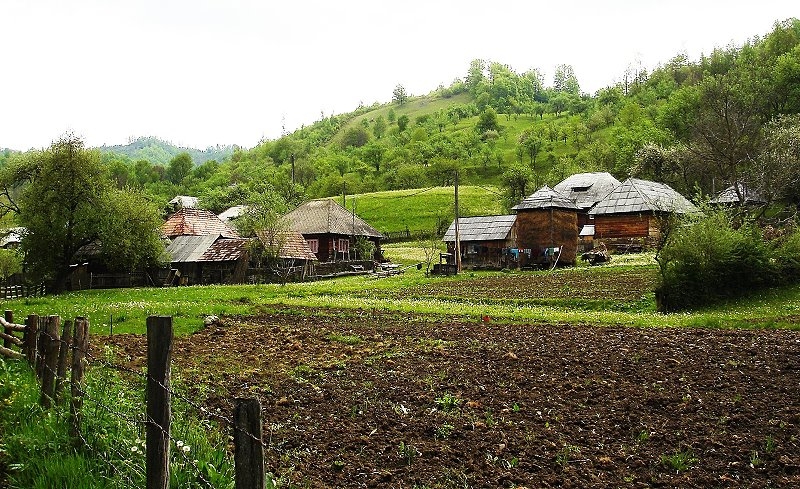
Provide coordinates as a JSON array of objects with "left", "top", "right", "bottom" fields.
[{"left": 103, "top": 307, "right": 800, "bottom": 488}]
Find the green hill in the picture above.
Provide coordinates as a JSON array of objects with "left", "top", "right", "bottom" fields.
[{"left": 99, "top": 136, "right": 235, "bottom": 166}]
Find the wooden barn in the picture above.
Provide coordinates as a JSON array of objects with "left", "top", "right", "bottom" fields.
[
  {"left": 512, "top": 186, "right": 579, "bottom": 266},
  {"left": 284, "top": 199, "right": 384, "bottom": 262},
  {"left": 253, "top": 229, "right": 318, "bottom": 281},
  {"left": 164, "top": 234, "right": 249, "bottom": 285},
  {"left": 588, "top": 178, "right": 699, "bottom": 250},
  {"left": 442, "top": 215, "right": 517, "bottom": 269},
  {"left": 554, "top": 172, "right": 621, "bottom": 228},
  {"left": 710, "top": 183, "right": 766, "bottom": 206}
]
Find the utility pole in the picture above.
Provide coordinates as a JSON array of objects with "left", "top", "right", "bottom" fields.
[
  {"left": 290, "top": 154, "right": 295, "bottom": 185},
  {"left": 454, "top": 170, "right": 462, "bottom": 273}
]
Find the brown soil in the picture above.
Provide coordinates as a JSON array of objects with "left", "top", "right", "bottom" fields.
[{"left": 101, "top": 308, "right": 800, "bottom": 488}]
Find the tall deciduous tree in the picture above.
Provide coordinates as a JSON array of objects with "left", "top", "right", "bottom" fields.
[
  {"left": 166, "top": 151, "right": 193, "bottom": 184},
  {"left": 392, "top": 84, "right": 408, "bottom": 105},
  {"left": 3, "top": 135, "right": 165, "bottom": 290}
]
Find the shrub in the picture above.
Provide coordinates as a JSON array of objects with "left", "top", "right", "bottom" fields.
[{"left": 656, "top": 210, "right": 777, "bottom": 311}]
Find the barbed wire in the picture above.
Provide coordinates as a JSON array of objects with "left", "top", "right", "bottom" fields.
[{"left": 14, "top": 325, "right": 267, "bottom": 486}]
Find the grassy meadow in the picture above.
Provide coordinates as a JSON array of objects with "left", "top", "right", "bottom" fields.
[{"left": 3, "top": 250, "right": 800, "bottom": 337}]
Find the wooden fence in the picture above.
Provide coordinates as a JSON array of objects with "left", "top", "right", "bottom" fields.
[
  {"left": 0, "top": 311, "right": 267, "bottom": 489},
  {"left": 0, "top": 283, "right": 46, "bottom": 299}
]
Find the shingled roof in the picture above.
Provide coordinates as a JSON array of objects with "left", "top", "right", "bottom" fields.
[
  {"left": 710, "top": 183, "right": 766, "bottom": 205},
  {"left": 443, "top": 215, "right": 517, "bottom": 242},
  {"left": 256, "top": 230, "right": 318, "bottom": 261},
  {"left": 512, "top": 186, "right": 578, "bottom": 211},
  {"left": 165, "top": 234, "right": 248, "bottom": 262},
  {"left": 553, "top": 172, "right": 621, "bottom": 210},
  {"left": 588, "top": 178, "right": 698, "bottom": 215},
  {"left": 285, "top": 199, "right": 383, "bottom": 239},
  {"left": 163, "top": 208, "right": 240, "bottom": 239}
]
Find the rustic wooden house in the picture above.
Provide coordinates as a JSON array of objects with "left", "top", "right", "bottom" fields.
[
  {"left": 554, "top": 172, "right": 621, "bottom": 229},
  {"left": 442, "top": 215, "right": 517, "bottom": 269},
  {"left": 588, "top": 177, "right": 699, "bottom": 250},
  {"left": 284, "top": 199, "right": 384, "bottom": 262},
  {"left": 164, "top": 234, "right": 249, "bottom": 285},
  {"left": 512, "top": 185, "right": 579, "bottom": 266},
  {"left": 161, "top": 207, "right": 246, "bottom": 284}
]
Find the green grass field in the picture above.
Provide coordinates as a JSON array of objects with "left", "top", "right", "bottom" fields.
[
  {"left": 347, "top": 185, "right": 505, "bottom": 235},
  {"left": 4, "top": 251, "right": 800, "bottom": 336}
]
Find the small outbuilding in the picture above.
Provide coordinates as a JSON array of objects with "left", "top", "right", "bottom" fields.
[
  {"left": 164, "top": 234, "right": 249, "bottom": 285},
  {"left": 512, "top": 185, "right": 579, "bottom": 266},
  {"left": 710, "top": 183, "right": 767, "bottom": 206},
  {"left": 443, "top": 215, "right": 517, "bottom": 269}
]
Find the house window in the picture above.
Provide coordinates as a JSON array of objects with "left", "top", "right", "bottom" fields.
[
  {"left": 307, "top": 239, "right": 319, "bottom": 253},
  {"left": 338, "top": 238, "right": 350, "bottom": 254}
]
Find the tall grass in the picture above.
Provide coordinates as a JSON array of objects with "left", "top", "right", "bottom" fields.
[{"left": 0, "top": 357, "right": 234, "bottom": 488}]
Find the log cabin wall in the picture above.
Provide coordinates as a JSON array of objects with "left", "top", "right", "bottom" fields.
[{"left": 516, "top": 209, "right": 578, "bottom": 265}]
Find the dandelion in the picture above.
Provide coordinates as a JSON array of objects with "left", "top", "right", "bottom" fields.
[
  {"left": 131, "top": 446, "right": 139, "bottom": 453},
  {"left": 182, "top": 445, "right": 191, "bottom": 453},
  {"left": 176, "top": 440, "right": 184, "bottom": 448}
]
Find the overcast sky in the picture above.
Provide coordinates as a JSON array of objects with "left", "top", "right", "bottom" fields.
[{"left": 1, "top": 0, "right": 796, "bottom": 151}]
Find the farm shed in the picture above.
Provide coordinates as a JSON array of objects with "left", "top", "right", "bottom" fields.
[
  {"left": 162, "top": 208, "right": 240, "bottom": 240},
  {"left": 284, "top": 199, "right": 384, "bottom": 262},
  {"left": 513, "top": 186, "right": 579, "bottom": 266},
  {"left": 588, "top": 178, "right": 699, "bottom": 250},
  {"left": 710, "top": 183, "right": 766, "bottom": 206},
  {"left": 164, "top": 234, "right": 249, "bottom": 285},
  {"left": 442, "top": 215, "right": 517, "bottom": 269},
  {"left": 253, "top": 229, "right": 318, "bottom": 280},
  {"left": 554, "top": 172, "right": 621, "bottom": 228}
]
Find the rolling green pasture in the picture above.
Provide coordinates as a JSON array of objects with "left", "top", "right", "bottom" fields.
[
  {"left": 348, "top": 185, "right": 505, "bottom": 234},
  {"left": 3, "top": 251, "right": 800, "bottom": 336}
]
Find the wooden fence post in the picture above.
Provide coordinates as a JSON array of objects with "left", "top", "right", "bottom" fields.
[
  {"left": 54, "top": 319, "right": 73, "bottom": 404},
  {"left": 35, "top": 316, "right": 47, "bottom": 379},
  {"left": 39, "top": 315, "right": 61, "bottom": 408},
  {"left": 3, "top": 310, "right": 12, "bottom": 349},
  {"left": 70, "top": 317, "right": 89, "bottom": 440},
  {"left": 25, "top": 314, "right": 39, "bottom": 368},
  {"left": 234, "top": 398, "right": 265, "bottom": 489},
  {"left": 146, "top": 316, "right": 173, "bottom": 489}
]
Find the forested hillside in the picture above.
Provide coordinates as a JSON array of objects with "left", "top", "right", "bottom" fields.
[
  {"left": 2, "top": 19, "right": 799, "bottom": 228},
  {"left": 100, "top": 136, "right": 235, "bottom": 166}
]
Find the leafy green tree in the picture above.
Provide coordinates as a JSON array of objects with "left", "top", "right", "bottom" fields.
[
  {"left": 0, "top": 248, "right": 22, "bottom": 280},
  {"left": 2, "top": 135, "right": 165, "bottom": 290},
  {"left": 397, "top": 114, "right": 410, "bottom": 132},
  {"left": 553, "top": 64, "right": 581, "bottom": 94},
  {"left": 341, "top": 126, "right": 370, "bottom": 148},
  {"left": 373, "top": 115, "right": 387, "bottom": 139},
  {"left": 392, "top": 84, "right": 408, "bottom": 105},
  {"left": 166, "top": 151, "right": 193, "bottom": 185},
  {"left": 476, "top": 107, "right": 500, "bottom": 133},
  {"left": 500, "top": 164, "right": 533, "bottom": 211},
  {"left": 361, "top": 141, "right": 386, "bottom": 172}
]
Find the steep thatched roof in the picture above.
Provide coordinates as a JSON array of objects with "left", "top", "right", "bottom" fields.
[
  {"left": 554, "top": 172, "right": 621, "bottom": 210},
  {"left": 512, "top": 186, "right": 578, "bottom": 211},
  {"left": 589, "top": 178, "right": 698, "bottom": 215},
  {"left": 285, "top": 199, "right": 383, "bottom": 239},
  {"left": 442, "top": 215, "right": 516, "bottom": 242}
]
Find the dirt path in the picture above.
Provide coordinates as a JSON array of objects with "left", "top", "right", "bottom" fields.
[{"left": 102, "top": 309, "right": 800, "bottom": 488}]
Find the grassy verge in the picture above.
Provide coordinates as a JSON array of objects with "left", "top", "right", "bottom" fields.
[
  {"left": 0, "top": 356, "right": 234, "bottom": 488},
  {"left": 1, "top": 252, "right": 799, "bottom": 335}
]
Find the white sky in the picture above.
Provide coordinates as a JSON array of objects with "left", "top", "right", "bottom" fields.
[{"left": 1, "top": 0, "right": 797, "bottom": 151}]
